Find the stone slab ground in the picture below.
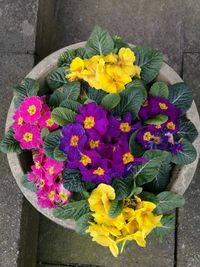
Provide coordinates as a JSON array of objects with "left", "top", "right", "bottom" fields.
[{"left": 1, "top": 0, "right": 200, "bottom": 266}]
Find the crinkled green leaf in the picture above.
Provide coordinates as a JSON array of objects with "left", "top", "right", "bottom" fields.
[
  {"left": 0, "top": 128, "right": 21, "bottom": 153},
  {"left": 129, "top": 130, "right": 145, "bottom": 157},
  {"left": 150, "top": 81, "right": 169, "bottom": 98},
  {"left": 53, "top": 200, "right": 90, "bottom": 220},
  {"left": 134, "top": 150, "right": 170, "bottom": 186},
  {"left": 171, "top": 138, "right": 197, "bottom": 164},
  {"left": 101, "top": 93, "right": 121, "bottom": 110},
  {"left": 60, "top": 99, "right": 82, "bottom": 112},
  {"left": 21, "top": 174, "right": 37, "bottom": 192},
  {"left": 46, "top": 67, "right": 69, "bottom": 90},
  {"left": 113, "top": 85, "right": 144, "bottom": 119},
  {"left": 176, "top": 117, "right": 198, "bottom": 143},
  {"left": 75, "top": 212, "right": 93, "bottom": 234},
  {"left": 154, "top": 191, "right": 185, "bottom": 214},
  {"left": 109, "top": 199, "right": 123, "bottom": 218},
  {"left": 168, "top": 82, "right": 193, "bottom": 113},
  {"left": 145, "top": 114, "right": 168, "bottom": 125},
  {"left": 43, "top": 130, "right": 61, "bottom": 159},
  {"left": 62, "top": 168, "right": 85, "bottom": 192},
  {"left": 53, "top": 146, "right": 67, "bottom": 162},
  {"left": 132, "top": 46, "right": 163, "bottom": 83},
  {"left": 151, "top": 214, "right": 175, "bottom": 242},
  {"left": 58, "top": 47, "right": 87, "bottom": 67},
  {"left": 14, "top": 78, "right": 39, "bottom": 105},
  {"left": 52, "top": 107, "right": 76, "bottom": 126},
  {"left": 86, "top": 25, "right": 114, "bottom": 57}
]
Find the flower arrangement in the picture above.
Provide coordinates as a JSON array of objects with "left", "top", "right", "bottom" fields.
[{"left": 0, "top": 26, "right": 198, "bottom": 257}]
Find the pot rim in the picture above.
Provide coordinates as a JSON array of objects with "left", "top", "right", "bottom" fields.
[{"left": 5, "top": 42, "right": 200, "bottom": 228}]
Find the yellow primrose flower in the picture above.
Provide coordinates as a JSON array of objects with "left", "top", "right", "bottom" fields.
[
  {"left": 103, "top": 53, "right": 118, "bottom": 63},
  {"left": 66, "top": 57, "right": 85, "bottom": 81},
  {"left": 100, "top": 65, "right": 132, "bottom": 93},
  {"left": 86, "top": 223, "right": 119, "bottom": 257},
  {"left": 93, "top": 212, "right": 125, "bottom": 230},
  {"left": 88, "top": 183, "right": 115, "bottom": 214}
]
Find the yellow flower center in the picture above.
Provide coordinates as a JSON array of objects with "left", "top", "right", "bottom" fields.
[
  {"left": 154, "top": 136, "right": 161, "bottom": 144},
  {"left": 35, "top": 161, "right": 40, "bottom": 169},
  {"left": 143, "top": 131, "right": 152, "bottom": 141},
  {"left": 93, "top": 167, "right": 105, "bottom": 176},
  {"left": 89, "top": 140, "right": 99, "bottom": 149},
  {"left": 122, "top": 152, "right": 134, "bottom": 165},
  {"left": 59, "top": 192, "right": 68, "bottom": 202},
  {"left": 23, "top": 132, "right": 33, "bottom": 142},
  {"left": 167, "top": 121, "right": 175, "bottom": 130},
  {"left": 18, "top": 117, "right": 23, "bottom": 125},
  {"left": 155, "top": 124, "right": 161, "bottom": 129},
  {"left": 49, "top": 167, "right": 54, "bottom": 175},
  {"left": 120, "top": 122, "right": 131, "bottom": 132},
  {"left": 48, "top": 191, "right": 55, "bottom": 201},
  {"left": 46, "top": 118, "right": 54, "bottom": 127},
  {"left": 27, "top": 105, "right": 36, "bottom": 115},
  {"left": 142, "top": 100, "right": 148, "bottom": 107},
  {"left": 159, "top": 102, "right": 168, "bottom": 110},
  {"left": 84, "top": 116, "right": 95, "bottom": 129},
  {"left": 80, "top": 154, "right": 92, "bottom": 166},
  {"left": 70, "top": 135, "right": 79, "bottom": 146},
  {"left": 40, "top": 179, "right": 45, "bottom": 187}
]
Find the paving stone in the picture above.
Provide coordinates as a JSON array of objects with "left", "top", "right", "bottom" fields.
[
  {"left": 36, "top": 0, "right": 183, "bottom": 73},
  {"left": 37, "top": 214, "right": 175, "bottom": 267},
  {"left": 0, "top": 53, "right": 35, "bottom": 267},
  {"left": 183, "top": 0, "right": 200, "bottom": 52},
  {"left": 183, "top": 53, "right": 200, "bottom": 112},
  {"left": 176, "top": 53, "right": 200, "bottom": 267},
  {"left": 0, "top": 0, "right": 39, "bottom": 53}
]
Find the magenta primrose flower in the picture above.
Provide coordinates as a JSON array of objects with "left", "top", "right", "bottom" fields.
[
  {"left": 12, "top": 109, "right": 24, "bottom": 132},
  {"left": 14, "top": 124, "right": 42, "bottom": 149},
  {"left": 20, "top": 96, "right": 42, "bottom": 124}
]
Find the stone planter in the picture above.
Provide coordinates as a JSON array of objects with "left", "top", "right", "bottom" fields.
[{"left": 5, "top": 42, "right": 200, "bottom": 229}]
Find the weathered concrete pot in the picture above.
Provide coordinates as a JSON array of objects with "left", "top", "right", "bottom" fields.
[{"left": 6, "top": 42, "right": 200, "bottom": 229}]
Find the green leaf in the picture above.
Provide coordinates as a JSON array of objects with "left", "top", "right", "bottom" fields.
[
  {"left": 0, "top": 128, "right": 21, "bottom": 153},
  {"left": 43, "top": 130, "right": 61, "bottom": 159},
  {"left": 168, "top": 82, "right": 193, "bottom": 113},
  {"left": 171, "top": 138, "right": 197, "bottom": 164},
  {"left": 113, "top": 84, "right": 144, "bottom": 119},
  {"left": 101, "top": 93, "right": 121, "bottom": 110},
  {"left": 151, "top": 214, "right": 175, "bottom": 242},
  {"left": 109, "top": 199, "right": 123, "bottom": 218},
  {"left": 46, "top": 67, "right": 69, "bottom": 90},
  {"left": 52, "top": 107, "right": 76, "bottom": 126},
  {"left": 113, "top": 36, "right": 130, "bottom": 51},
  {"left": 21, "top": 174, "right": 37, "bottom": 192},
  {"left": 126, "top": 79, "right": 147, "bottom": 101},
  {"left": 75, "top": 212, "right": 93, "bottom": 234},
  {"left": 129, "top": 130, "right": 145, "bottom": 157},
  {"left": 134, "top": 150, "right": 170, "bottom": 186},
  {"left": 60, "top": 99, "right": 82, "bottom": 112},
  {"left": 41, "top": 128, "right": 50, "bottom": 140},
  {"left": 140, "top": 192, "right": 159, "bottom": 204},
  {"left": 62, "top": 168, "right": 85, "bottom": 192},
  {"left": 176, "top": 117, "right": 198, "bottom": 143},
  {"left": 53, "top": 146, "right": 67, "bottom": 162},
  {"left": 53, "top": 200, "right": 90, "bottom": 220},
  {"left": 49, "top": 81, "right": 81, "bottom": 108},
  {"left": 86, "top": 25, "right": 114, "bottom": 57},
  {"left": 132, "top": 46, "right": 163, "bottom": 83},
  {"left": 14, "top": 78, "right": 39, "bottom": 105},
  {"left": 154, "top": 191, "right": 185, "bottom": 215},
  {"left": 150, "top": 81, "right": 169, "bottom": 98},
  {"left": 145, "top": 161, "right": 172, "bottom": 194},
  {"left": 145, "top": 114, "right": 168, "bottom": 125},
  {"left": 58, "top": 47, "right": 87, "bottom": 67},
  {"left": 112, "top": 177, "right": 133, "bottom": 200},
  {"left": 83, "top": 83, "right": 107, "bottom": 104}
]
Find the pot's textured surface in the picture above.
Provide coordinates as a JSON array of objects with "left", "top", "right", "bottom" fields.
[{"left": 5, "top": 42, "right": 200, "bottom": 229}]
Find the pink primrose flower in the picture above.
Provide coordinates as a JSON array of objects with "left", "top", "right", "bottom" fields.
[{"left": 20, "top": 96, "right": 42, "bottom": 124}]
